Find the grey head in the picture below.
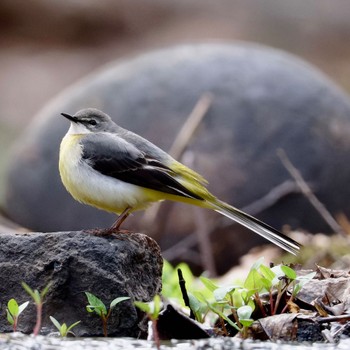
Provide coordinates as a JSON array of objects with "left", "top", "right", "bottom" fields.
[{"left": 61, "top": 108, "right": 119, "bottom": 133}]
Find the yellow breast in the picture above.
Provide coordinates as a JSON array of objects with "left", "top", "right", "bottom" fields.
[
  {"left": 58, "top": 133, "right": 158, "bottom": 214},
  {"left": 59, "top": 134, "right": 86, "bottom": 201}
]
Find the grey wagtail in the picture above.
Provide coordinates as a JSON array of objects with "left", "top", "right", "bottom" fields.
[{"left": 59, "top": 108, "right": 301, "bottom": 255}]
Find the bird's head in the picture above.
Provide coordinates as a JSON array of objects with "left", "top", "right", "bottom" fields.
[{"left": 61, "top": 108, "right": 116, "bottom": 134}]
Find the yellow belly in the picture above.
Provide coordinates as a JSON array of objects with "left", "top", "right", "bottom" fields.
[{"left": 59, "top": 134, "right": 164, "bottom": 213}]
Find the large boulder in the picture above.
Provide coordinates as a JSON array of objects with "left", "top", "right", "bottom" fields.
[
  {"left": 4, "top": 43, "right": 350, "bottom": 271},
  {"left": 0, "top": 231, "right": 162, "bottom": 336}
]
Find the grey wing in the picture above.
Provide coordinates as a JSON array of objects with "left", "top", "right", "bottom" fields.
[{"left": 81, "top": 133, "right": 203, "bottom": 200}]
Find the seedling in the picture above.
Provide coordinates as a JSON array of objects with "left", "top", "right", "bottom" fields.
[
  {"left": 134, "top": 294, "right": 162, "bottom": 349},
  {"left": 50, "top": 316, "right": 81, "bottom": 337},
  {"left": 194, "top": 259, "right": 314, "bottom": 337},
  {"left": 6, "top": 299, "right": 29, "bottom": 332},
  {"left": 161, "top": 259, "right": 315, "bottom": 339},
  {"left": 85, "top": 292, "right": 130, "bottom": 337},
  {"left": 199, "top": 276, "right": 254, "bottom": 337},
  {"left": 22, "top": 282, "right": 52, "bottom": 336}
]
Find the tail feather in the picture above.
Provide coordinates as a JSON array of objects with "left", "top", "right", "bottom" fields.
[{"left": 212, "top": 200, "right": 301, "bottom": 255}]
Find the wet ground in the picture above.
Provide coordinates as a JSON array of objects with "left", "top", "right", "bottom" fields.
[{"left": 0, "top": 333, "right": 348, "bottom": 350}]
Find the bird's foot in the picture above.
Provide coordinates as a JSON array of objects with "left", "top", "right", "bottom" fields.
[
  {"left": 83, "top": 228, "right": 131, "bottom": 236},
  {"left": 82, "top": 208, "right": 132, "bottom": 237},
  {"left": 83, "top": 228, "right": 108, "bottom": 236}
]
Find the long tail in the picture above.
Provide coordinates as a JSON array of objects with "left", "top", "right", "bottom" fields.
[{"left": 211, "top": 200, "right": 301, "bottom": 255}]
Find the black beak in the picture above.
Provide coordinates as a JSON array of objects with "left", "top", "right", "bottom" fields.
[{"left": 61, "top": 113, "right": 77, "bottom": 123}]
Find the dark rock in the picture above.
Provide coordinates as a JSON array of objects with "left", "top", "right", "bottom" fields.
[
  {"left": 4, "top": 43, "right": 350, "bottom": 272},
  {"left": 157, "top": 304, "right": 210, "bottom": 340},
  {"left": 296, "top": 319, "right": 325, "bottom": 343},
  {"left": 0, "top": 231, "right": 162, "bottom": 337}
]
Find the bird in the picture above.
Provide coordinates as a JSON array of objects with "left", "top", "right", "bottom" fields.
[{"left": 59, "top": 108, "right": 301, "bottom": 255}]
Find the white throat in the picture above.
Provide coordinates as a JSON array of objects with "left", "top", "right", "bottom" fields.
[{"left": 67, "top": 122, "right": 92, "bottom": 135}]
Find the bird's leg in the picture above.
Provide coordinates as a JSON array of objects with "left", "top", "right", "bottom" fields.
[
  {"left": 109, "top": 207, "right": 132, "bottom": 232},
  {"left": 84, "top": 207, "right": 132, "bottom": 236}
]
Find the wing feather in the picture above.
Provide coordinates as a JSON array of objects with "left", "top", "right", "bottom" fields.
[{"left": 81, "top": 133, "right": 204, "bottom": 200}]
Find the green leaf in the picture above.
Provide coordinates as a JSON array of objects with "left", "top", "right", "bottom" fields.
[
  {"left": 162, "top": 261, "right": 197, "bottom": 301},
  {"left": 18, "top": 301, "right": 29, "bottom": 316},
  {"left": 213, "top": 285, "right": 240, "bottom": 301},
  {"left": 134, "top": 301, "right": 151, "bottom": 314},
  {"left": 251, "top": 257, "right": 265, "bottom": 270},
  {"left": 229, "top": 288, "right": 245, "bottom": 308},
  {"left": 199, "top": 276, "right": 219, "bottom": 292},
  {"left": 34, "top": 290, "right": 41, "bottom": 304},
  {"left": 188, "top": 293, "right": 208, "bottom": 323},
  {"left": 110, "top": 296, "right": 130, "bottom": 310},
  {"left": 260, "top": 277, "right": 273, "bottom": 291},
  {"left": 192, "top": 291, "right": 212, "bottom": 304},
  {"left": 151, "top": 294, "right": 161, "bottom": 319},
  {"left": 259, "top": 264, "right": 276, "bottom": 283},
  {"left": 85, "top": 292, "right": 107, "bottom": 316},
  {"left": 270, "top": 266, "right": 286, "bottom": 286},
  {"left": 134, "top": 295, "right": 161, "bottom": 320},
  {"left": 206, "top": 303, "right": 240, "bottom": 331},
  {"left": 161, "top": 260, "right": 180, "bottom": 300},
  {"left": 176, "top": 263, "right": 195, "bottom": 286},
  {"left": 240, "top": 319, "right": 254, "bottom": 327},
  {"left": 281, "top": 265, "right": 297, "bottom": 280},
  {"left": 237, "top": 305, "right": 253, "bottom": 320},
  {"left": 7, "top": 299, "right": 19, "bottom": 317},
  {"left": 237, "top": 305, "right": 254, "bottom": 328},
  {"left": 60, "top": 323, "right": 68, "bottom": 337},
  {"left": 50, "top": 316, "right": 62, "bottom": 331},
  {"left": 66, "top": 320, "right": 81, "bottom": 333},
  {"left": 188, "top": 293, "right": 203, "bottom": 313},
  {"left": 21, "top": 282, "right": 38, "bottom": 303},
  {"left": 6, "top": 310, "right": 14, "bottom": 325},
  {"left": 50, "top": 317, "right": 80, "bottom": 337},
  {"left": 244, "top": 268, "right": 263, "bottom": 292},
  {"left": 41, "top": 282, "right": 52, "bottom": 299}
]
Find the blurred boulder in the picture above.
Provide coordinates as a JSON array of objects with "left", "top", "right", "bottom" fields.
[{"left": 5, "top": 43, "right": 350, "bottom": 272}]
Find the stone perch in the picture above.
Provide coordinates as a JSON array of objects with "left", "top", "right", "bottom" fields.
[{"left": 0, "top": 230, "right": 163, "bottom": 337}]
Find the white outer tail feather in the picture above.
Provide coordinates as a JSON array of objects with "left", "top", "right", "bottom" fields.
[{"left": 212, "top": 200, "right": 301, "bottom": 255}]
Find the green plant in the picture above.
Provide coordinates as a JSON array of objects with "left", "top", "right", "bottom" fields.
[
  {"left": 188, "top": 259, "right": 314, "bottom": 337},
  {"left": 134, "top": 294, "right": 162, "bottom": 349},
  {"left": 243, "top": 260, "right": 315, "bottom": 316},
  {"left": 162, "top": 260, "right": 195, "bottom": 301},
  {"left": 85, "top": 292, "right": 130, "bottom": 337},
  {"left": 50, "top": 316, "right": 81, "bottom": 337},
  {"left": 22, "top": 282, "right": 52, "bottom": 336},
  {"left": 161, "top": 259, "right": 315, "bottom": 338},
  {"left": 196, "top": 276, "right": 254, "bottom": 337},
  {"left": 6, "top": 299, "right": 29, "bottom": 332}
]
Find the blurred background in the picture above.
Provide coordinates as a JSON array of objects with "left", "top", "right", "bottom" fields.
[
  {"left": 1, "top": 0, "right": 350, "bottom": 274},
  {"left": 1, "top": 0, "right": 350, "bottom": 180}
]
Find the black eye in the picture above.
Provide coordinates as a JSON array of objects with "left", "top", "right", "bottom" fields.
[{"left": 88, "top": 119, "right": 97, "bottom": 126}]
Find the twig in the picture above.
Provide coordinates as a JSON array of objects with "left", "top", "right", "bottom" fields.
[
  {"left": 162, "top": 233, "right": 198, "bottom": 261},
  {"left": 242, "top": 180, "right": 300, "bottom": 216},
  {"left": 177, "top": 269, "right": 195, "bottom": 320},
  {"left": 277, "top": 148, "right": 346, "bottom": 236},
  {"left": 316, "top": 314, "right": 350, "bottom": 323},
  {"left": 169, "top": 93, "right": 213, "bottom": 159},
  {"left": 142, "top": 93, "right": 213, "bottom": 235},
  {"left": 193, "top": 207, "right": 217, "bottom": 276}
]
